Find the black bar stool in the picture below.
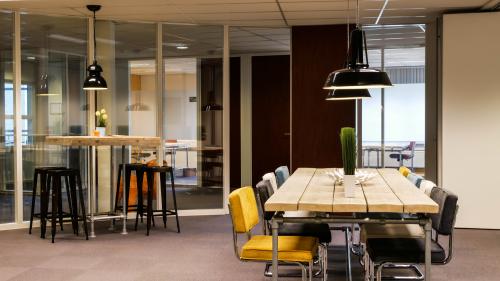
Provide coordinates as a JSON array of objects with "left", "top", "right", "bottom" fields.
[
  {"left": 44, "top": 169, "right": 88, "bottom": 243},
  {"left": 115, "top": 163, "right": 146, "bottom": 216},
  {"left": 29, "top": 167, "right": 68, "bottom": 236},
  {"left": 136, "top": 165, "right": 180, "bottom": 235}
]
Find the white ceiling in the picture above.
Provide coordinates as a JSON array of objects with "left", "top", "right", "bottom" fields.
[{"left": 0, "top": 0, "right": 496, "bottom": 27}]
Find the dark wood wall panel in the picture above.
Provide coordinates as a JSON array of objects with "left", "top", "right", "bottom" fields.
[
  {"left": 230, "top": 57, "right": 241, "bottom": 190},
  {"left": 291, "top": 25, "right": 356, "bottom": 171},
  {"left": 252, "top": 55, "right": 290, "bottom": 185}
]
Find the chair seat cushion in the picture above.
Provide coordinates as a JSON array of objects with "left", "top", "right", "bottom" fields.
[
  {"left": 366, "top": 238, "right": 446, "bottom": 264},
  {"left": 360, "top": 224, "right": 424, "bottom": 243},
  {"left": 241, "top": 235, "right": 318, "bottom": 263},
  {"left": 279, "top": 223, "right": 332, "bottom": 244}
]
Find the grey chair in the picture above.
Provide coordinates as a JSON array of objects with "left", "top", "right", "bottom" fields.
[{"left": 364, "top": 187, "right": 459, "bottom": 281}]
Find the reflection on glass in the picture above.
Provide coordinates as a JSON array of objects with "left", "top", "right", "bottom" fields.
[
  {"left": 21, "top": 14, "right": 88, "bottom": 221},
  {"left": 163, "top": 25, "right": 224, "bottom": 210},
  {"left": 0, "top": 11, "right": 14, "bottom": 223},
  {"left": 95, "top": 21, "right": 157, "bottom": 212}
]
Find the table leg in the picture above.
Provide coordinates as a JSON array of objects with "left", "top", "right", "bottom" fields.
[
  {"left": 109, "top": 145, "right": 115, "bottom": 231},
  {"left": 367, "top": 150, "right": 371, "bottom": 168},
  {"left": 272, "top": 219, "right": 279, "bottom": 281},
  {"left": 185, "top": 147, "right": 189, "bottom": 168},
  {"left": 424, "top": 219, "right": 431, "bottom": 281},
  {"left": 121, "top": 145, "right": 128, "bottom": 235},
  {"left": 89, "top": 145, "right": 96, "bottom": 238}
]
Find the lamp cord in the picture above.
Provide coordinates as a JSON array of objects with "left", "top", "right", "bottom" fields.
[{"left": 93, "top": 10, "right": 96, "bottom": 63}]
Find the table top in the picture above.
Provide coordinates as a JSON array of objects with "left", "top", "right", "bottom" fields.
[
  {"left": 45, "top": 135, "right": 161, "bottom": 147},
  {"left": 265, "top": 168, "right": 438, "bottom": 214}
]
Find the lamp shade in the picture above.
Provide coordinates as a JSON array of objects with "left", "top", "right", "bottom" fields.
[
  {"left": 323, "top": 28, "right": 392, "bottom": 90},
  {"left": 326, "top": 89, "right": 371, "bottom": 100},
  {"left": 83, "top": 62, "right": 108, "bottom": 90},
  {"left": 323, "top": 68, "right": 392, "bottom": 90}
]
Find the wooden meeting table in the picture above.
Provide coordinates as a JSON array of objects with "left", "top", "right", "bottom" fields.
[{"left": 265, "top": 168, "right": 439, "bottom": 281}]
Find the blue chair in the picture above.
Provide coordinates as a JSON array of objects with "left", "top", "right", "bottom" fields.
[
  {"left": 275, "top": 166, "right": 290, "bottom": 188},
  {"left": 406, "top": 173, "right": 423, "bottom": 188}
]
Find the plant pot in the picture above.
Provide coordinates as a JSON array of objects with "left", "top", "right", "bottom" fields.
[
  {"left": 96, "top": 126, "right": 106, "bottom": 136},
  {"left": 343, "top": 174, "right": 356, "bottom": 198}
]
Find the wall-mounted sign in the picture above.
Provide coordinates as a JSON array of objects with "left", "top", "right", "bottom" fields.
[{"left": 189, "top": 97, "right": 197, "bottom": 102}]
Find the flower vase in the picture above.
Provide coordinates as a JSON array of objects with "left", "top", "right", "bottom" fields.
[
  {"left": 96, "top": 126, "right": 106, "bottom": 136},
  {"left": 343, "top": 174, "right": 356, "bottom": 198}
]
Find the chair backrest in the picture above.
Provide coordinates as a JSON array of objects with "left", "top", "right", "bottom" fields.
[
  {"left": 399, "top": 166, "right": 411, "bottom": 177},
  {"left": 407, "top": 141, "right": 416, "bottom": 156},
  {"left": 419, "top": 179, "right": 437, "bottom": 196},
  {"left": 255, "top": 180, "right": 275, "bottom": 221},
  {"left": 407, "top": 172, "right": 423, "bottom": 187},
  {"left": 229, "top": 186, "right": 260, "bottom": 234},
  {"left": 262, "top": 172, "right": 278, "bottom": 192},
  {"left": 430, "top": 187, "right": 458, "bottom": 236},
  {"left": 275, "top": 166, "right": 290, "bottom": 188}
]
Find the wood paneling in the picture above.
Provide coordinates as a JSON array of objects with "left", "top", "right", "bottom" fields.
[
  {"left": 291, "top": 25, "right": 355, "bottom": 171},
  {"left": 230, "top": 57, "right": 241, "bottom": 190},
  {"left": 252, "top": 55, "right": 290, "bottom": 185}
]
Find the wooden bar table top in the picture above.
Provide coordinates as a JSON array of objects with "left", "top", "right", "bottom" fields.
[
  {"left": 45, "top": 135, "right": 161, "bottom": 147},
  {"left": 265, "top": 167, "right": 438, "bottom": 214}
]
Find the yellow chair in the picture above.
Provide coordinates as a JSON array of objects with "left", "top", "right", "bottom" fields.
[
  {"left": 398, "top": 166, "right": 411, "bottom": 177},
  {"left": 228, "top": 186, "right": 319, "bottom": 281}
]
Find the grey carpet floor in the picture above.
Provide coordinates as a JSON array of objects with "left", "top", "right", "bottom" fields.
[{"left": 0, "top": 215, "right": 498, "bottom": 281}]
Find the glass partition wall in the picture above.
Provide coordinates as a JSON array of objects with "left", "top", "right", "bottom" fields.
[
  {"left": 361, "top": 25, "right": 426, "bottom": 175},
  {"left": 20, "top": 15, "right": 88, "bottom": 221},
  {"left": 0, "top": 11, "right": 230, "bottom": 228},
  {"left": 0, "top": 11, "right": 14, "bottom": 224},
  {"left": 163, "top": 25, "right": 224, "bottom": 210}
]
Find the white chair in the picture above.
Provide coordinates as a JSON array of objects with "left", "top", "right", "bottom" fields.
[{"left": 262, "top": 172, "right": 278, "bottom": 192}]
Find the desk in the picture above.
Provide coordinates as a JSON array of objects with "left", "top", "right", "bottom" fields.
[
  {"left": 265, "top": 168, "right": 438, "bottom": 281},
  {"left": 45, "top": 136, "right": 161, "bottom": 238}
]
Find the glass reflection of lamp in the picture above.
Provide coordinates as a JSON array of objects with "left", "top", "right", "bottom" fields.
[{"left": 36, "top": 25, "right": 59, "bottom": 97}]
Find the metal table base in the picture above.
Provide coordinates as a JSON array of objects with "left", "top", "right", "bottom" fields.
[{"left": 270, "top": 213, "right": 432, "bottom": 281}]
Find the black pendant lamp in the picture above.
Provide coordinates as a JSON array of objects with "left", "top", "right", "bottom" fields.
[
  {"left": 323, "top": 0, "right": 392, "bottom": 91},
  {"left": 326, "top": 89, "right": 371, "bottom": 100},
  {"left": 83, "top": 5, "right": 107, "bottom": 91}
]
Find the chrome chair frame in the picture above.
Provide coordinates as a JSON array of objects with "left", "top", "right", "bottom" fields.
[
  {"left": 366, "top": 205, "right": 459, "bottom": 281},
  {"left": 255, "top": 187, "right": 327, "bottom": 279},
  {"left": 228, "top": 204, "right": 316, "bottom": 281}
]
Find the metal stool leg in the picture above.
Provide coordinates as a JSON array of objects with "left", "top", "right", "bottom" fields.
[
  {"left": 170, "top": 168, "right": 180, "bottom": 233},
  {"left": 146, "top": 170, "right": 154, "bottom": 236},
  {"left": 160, "top": 171, "right": 167, "bottom": 228},
  {"left": 29, "top": 170, "right": 39, "bottom": 234}
]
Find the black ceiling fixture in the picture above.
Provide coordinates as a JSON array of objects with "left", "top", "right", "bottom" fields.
[
  {"left": 323, "top": 0, "right": 392, "bottom": 93},
  {"left": 83, "top": 5, "right": 108, "bottom": 91}
]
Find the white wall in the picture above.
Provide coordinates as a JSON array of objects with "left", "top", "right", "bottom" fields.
[
  {"left": 129, "top": 75, "right": 156, "bottom": 136},
  {"left": 164, "top": 73, "right": 197, "bottom": 140},
  {"left": 442, "top": 12, "right": 500, "bottom": 229}
]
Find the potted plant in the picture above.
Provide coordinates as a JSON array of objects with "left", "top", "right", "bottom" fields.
[
  {"left": 340, "top": 127, "right": 356, "bottom": 197},
  {"left": 95, "top": 108, "right": 108, "bottom": 136}
]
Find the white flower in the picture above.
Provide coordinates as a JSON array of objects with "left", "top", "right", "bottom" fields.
[
  {"left": 101, "top": 109, "right": 106, "bottom": 114},
  {"left": 102, "top": 114, "right": 108, "bottom": 120},
  {"left": 95, "top": 111, "right": 101, "bottom": 116}
]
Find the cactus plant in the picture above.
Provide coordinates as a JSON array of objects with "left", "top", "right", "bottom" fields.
[{"left": 340, "top": 127, "right": 356, "bottom": 175}]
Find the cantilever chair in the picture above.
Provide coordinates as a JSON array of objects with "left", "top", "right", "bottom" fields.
[
  {"left": 398, "top": 166, "right": 411, "bottom": 177},
  {"left": 228, "top": 186, "right": 320, "bottom": 281},
  {"left": 389, "top": 142, "right": 416, "bottom": 170},
  {"left": 364, "top": 187, "right": 459, "bottom": 281},
  {"left": 255, "top": 180, "right": 331, "bottom": 279},
  {"left": 274, "top": 166, "right": 290, "bottom": 188},
  {"left": 262, "top": 172, "right": 279, "bottom": 192}
]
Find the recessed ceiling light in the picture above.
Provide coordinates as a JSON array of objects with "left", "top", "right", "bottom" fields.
[
  {"left": 176, "top": 45, "right": 188, "bottom": 50},
  {"left": 26, "top": 56, "right": 36, "bottom": 60}
]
